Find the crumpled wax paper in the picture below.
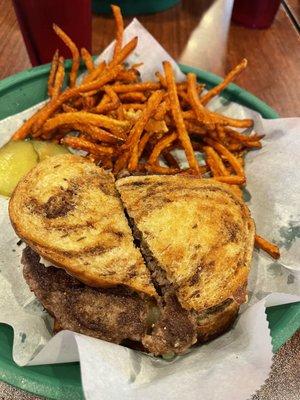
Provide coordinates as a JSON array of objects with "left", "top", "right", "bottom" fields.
[{"left": 0, "top": 19, "right": 299, "bottom": 400}]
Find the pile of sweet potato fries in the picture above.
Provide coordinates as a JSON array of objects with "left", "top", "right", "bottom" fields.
[{"left": 11, "top": 5, "right": 279, "bottom": 259}]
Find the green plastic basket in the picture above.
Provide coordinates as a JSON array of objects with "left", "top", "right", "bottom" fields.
[{"left": 0, "top": 62, "right": 299, "bottom": 400}]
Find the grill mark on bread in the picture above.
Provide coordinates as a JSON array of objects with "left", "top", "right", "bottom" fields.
[
  {"left": 102, "top": 228, "right": 125, "bottom": 239},
  {"left": 42, "top": 244, "right": 113, "bottom": 257},
  {"left": 188, "top": 261, "right": 214, "bottom": 287},
  {"left": 27, "top": 188, "right": 77, "bottom": 219},
  {"left": 189, "top": 266, "right": 202, "bottom": 286},
  {"left": 223, "top": 219, "right": 240, "bottom": 243},
  {"left": 121, "top": 185, "right": 245, "bottom": 221},
  {"left": 120, "top": 183, "right": 244, "bottom": 210},
  {"left": 44, "top": 189, "right": 76, "bottom": 218},
  {"left": 51, "top": 220, "right": 96, "bottom": 232}
]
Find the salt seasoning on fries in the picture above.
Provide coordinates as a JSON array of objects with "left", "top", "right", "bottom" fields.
[{"left": 9, "top": 4, "right": 280, "bottom": 260}]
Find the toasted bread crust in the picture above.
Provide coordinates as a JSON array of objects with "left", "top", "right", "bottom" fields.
[
  {"left": 196, "top": 299, "right": 239, "bottom": 342},
  {"left": 116, "top": 175, "right": 255, "bottom": 311},
  {"left": 9, "top": 155, "right": 156, "bottom": 297}
]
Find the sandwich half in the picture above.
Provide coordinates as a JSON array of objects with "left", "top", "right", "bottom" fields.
[
  {"left": 9, "top": 154, "right": 156, "bottom": 297},
  {"left": 116, "top": 175, "right": 255, "bottom": 312}
]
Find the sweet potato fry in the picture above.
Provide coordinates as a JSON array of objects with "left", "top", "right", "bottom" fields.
[
  {"left": 184, "top": 120, "right": 207, "bottom": 136},
  {"left": 119, "top": 92, "right": 147, "bottom": 102},
  {"left": 205, "top": 138, "right": 245, "bottom": 177},
  {"left": 255, "top": 235, "right": 280, "bottom": 259},
  {"left": 116, "top": 69, "right": 139, "bottom": 83},
  {"left": 53, "top": 24, "right": 79, "bottom": 88},
  {"left": 216, "top": 125, "right": 225, "bottom": 141},
  {"left": 62, "top": 104, "right": 78, "bottom": 113},
  {"left": 203, "top": 146, "right": 229, "bottom": 176},
  {"left": 145, "top": 118, "right": 168, "bottom": 134},
  {"left": 64, "top": 123, "right": 122, "bottom": 143},
  {"left": 156, "top": 72, "right": 203, "bottom": 93},
  {"left": 126, "top": 90, "right": 164, "bottom": 170},
  {"left": 111, "top": 82, "right": 161, "bottom": 93},
  {"left": 227, "top": 143, "right": 243, "bottom": 151},
  {"left": 95, "top": 93, "right": 110, "bottom": 108},
  {"left": 155, "top": 71, "right": 166, "bottom": 86},
  {"left": 153, "top": 101, "right": 168, "bottom": 120},
  {"left": 62, "top": 136, "right": 114, "bottom": 155},
  {"left": 144, "top": 164, "right": 180, "bottom": 175},
  {"left": 82, "top": 95, "right": 97, "bottom": 110},
  {"left": 81, "top": 48, "right": 95, "bottom": 73},
  {"left": 42, "top": 111, "right": 129, "bottom": 137},
  {"left": 94, "top": 86, "right": 120, "bottom": 113},
  {"left": 122, "top": 103, "right": 145, "bottom": 110},
  {"left": 183, "top": 110, "right": 253, "bottom": 128},
  {"left": 116, "top": 105, "right": 125, "bottom": 120},
  {"left": 225, "top": 127, "right": 263, "bottom": 143},
  {"left": 124, "top": 93, "right": 164, "bottom": 145},
  {"left": 109, "top": 36, "right": 138, "bottom": 67},
  {"left": 113, "top": 151, "right": 130, "bottom": 173},
  {"left": 187, "top": 73, "right": 214, "bottom": 127},
  {"left": 52, "top": 56, "right": 65, "bottom": 99},
  {"left": 82, "top": 61, "right": 106, "bottom": 84},
  {"left": 163, "top": 61, "right": 200, "bottom": 173},
  {"left": 216, "top": 115, "right": 254, "bottom": 129},
  {"left": 200, "top": 59, "right": 248, "bottom": 105},
  {"left": 111, "top": 5, "right": 124, "bottom": 60},
  {"left": 204, "top": 154, "right": 220, "bottom": 176},
  {"left": 148, "top": 132, "right": 177, "bottom": 165},
  {"left": 48, "top": 50, "right": 59, "bottom": 97},
  {"left": 138, "top": 131, "right": 156, "bottom": 157},
  {"left": 163, "top": 151, "right": 180, "bottom": 169},
  {"left": 243, "top": 141, "right": 262, "bottom": 149},
  {"left": 12, "top": 65, "right": 122, "bottom": 140}
]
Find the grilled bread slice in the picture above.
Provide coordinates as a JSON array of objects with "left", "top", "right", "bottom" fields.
[
  {"left": 9, "top": 154, "right": 156, "bottom": 297},
  {"left": 116, "top": 175, "right": 255, "bottom": 311},
  {"left": 196, "top": 299, "right": 239, "bottom": 342}
]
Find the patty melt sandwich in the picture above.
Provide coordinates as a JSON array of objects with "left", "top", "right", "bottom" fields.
[{"left": 9, "top": 154, "right": 255, "bottom": 355}]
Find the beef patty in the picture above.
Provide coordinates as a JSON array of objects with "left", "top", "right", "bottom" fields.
[{"left": 22, "top": 246, "right": 198, "bottom": 355}]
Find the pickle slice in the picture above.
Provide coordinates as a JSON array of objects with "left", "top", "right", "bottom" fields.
[
  {"left": 0, "top": 141, "right": 38, "bottom": 197},
  {"left": 31, "top": 140, "right": 70, "bottom": 161}
]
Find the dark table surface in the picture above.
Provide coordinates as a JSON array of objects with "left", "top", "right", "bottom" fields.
[{"left": 0, "top": 0, "right": 299, "bottom": 398}]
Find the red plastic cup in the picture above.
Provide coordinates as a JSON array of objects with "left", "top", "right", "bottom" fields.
[
  {"left": 232, "top": 0, "right": 281, "bottom": 29},
  {"left": 12, "top": 0, "right": 92, "bottom": 66}
]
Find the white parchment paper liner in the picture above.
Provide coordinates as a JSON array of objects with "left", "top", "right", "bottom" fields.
[{"left": 0, "top": 19, "right": 299, "bottom": 400}]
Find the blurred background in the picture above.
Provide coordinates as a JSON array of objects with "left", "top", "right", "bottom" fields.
[{"left": 0, "top": 0, "right": 299, "bottom": 116}]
